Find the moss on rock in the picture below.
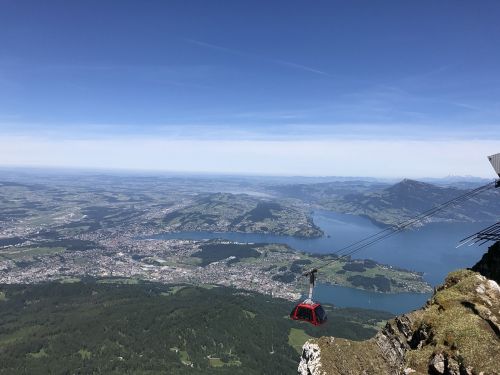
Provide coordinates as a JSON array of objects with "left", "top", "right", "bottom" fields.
[{"left": 299, "top": 247, "right": 500, "bottom": 375}]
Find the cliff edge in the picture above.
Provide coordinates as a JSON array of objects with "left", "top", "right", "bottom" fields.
[{"left": 298, "top": 242, "right": 500, "bottom": 375}]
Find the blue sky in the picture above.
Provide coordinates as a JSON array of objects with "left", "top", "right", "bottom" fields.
[{"left": 1, "top": 1, "right": 499, "bottom": 177}]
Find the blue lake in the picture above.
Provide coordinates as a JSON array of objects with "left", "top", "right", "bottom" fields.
[{"left": 152, "top": 210, "right": 495, "bottom": 314}]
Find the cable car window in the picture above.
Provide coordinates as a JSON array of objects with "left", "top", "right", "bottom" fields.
[
  {"left": 314, "top": 306, "right": 326, "bottom": 322},
  {"left": 297, "top": 306, "right": 312, "bottom": 321}
]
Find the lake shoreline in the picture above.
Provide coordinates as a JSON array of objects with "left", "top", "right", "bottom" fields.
[{"left": 149, "top": 210, "right": 494, "bottom": 313}]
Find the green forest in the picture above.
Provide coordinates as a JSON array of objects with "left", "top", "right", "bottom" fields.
[{"left": 0, "top": 280, "right": 391, "bottom": 374}]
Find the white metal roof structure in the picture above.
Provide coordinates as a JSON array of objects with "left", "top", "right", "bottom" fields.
[
  {"left": 457, "top": 154, "right": 500, "bottom": 246},
  {"left": 488, "top": 153, "right": 500, "bottom": 177}
]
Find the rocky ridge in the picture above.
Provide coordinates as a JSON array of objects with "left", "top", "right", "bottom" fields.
[{"left": 298, "top": 242, "right": 500, "bottom": 375}]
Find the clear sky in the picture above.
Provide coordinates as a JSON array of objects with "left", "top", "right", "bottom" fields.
[{"left": 1, "top": 0, "right": 499, "bottom": 177}]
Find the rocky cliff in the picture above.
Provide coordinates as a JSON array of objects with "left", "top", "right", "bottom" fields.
[
  {"left": 298, "top": 242, "right": 500, "bottom": 375},
  {"left": 472, "top": 241, "right": 500, "bottom": 284}
]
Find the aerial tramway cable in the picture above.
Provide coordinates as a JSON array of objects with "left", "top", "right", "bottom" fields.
[
  {"left": 311, "top": 181, "right": 497, "bottom": 271},
  {"left": 292, "top": 158, "right": 499, "bottom": 325},
  {"left": 291, "top": 180, "right": 497, "bottom": 325}
]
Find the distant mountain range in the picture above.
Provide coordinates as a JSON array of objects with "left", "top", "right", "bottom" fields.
[
  {"left": 420, "top": 175, "right": 493, "bottom": 189},
  {"left": 272, "top": 179, "right": 500, "bottom": 227}
]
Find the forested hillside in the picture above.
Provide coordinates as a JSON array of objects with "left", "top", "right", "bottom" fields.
[{"left": 0, "top": 280, "right": 391, "bottom": 374}]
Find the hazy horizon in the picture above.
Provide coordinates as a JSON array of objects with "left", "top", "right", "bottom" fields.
[
  {"left": 1, "top": 1, "right": 499, "bottom": 177},
  {"left": 0, "top": 164, "right": 496, "bottom": 183}
]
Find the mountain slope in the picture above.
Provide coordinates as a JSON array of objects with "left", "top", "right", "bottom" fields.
[
  {"left": 299, "top": 242, "right": 500, "bottom": 375},
  {"left": 325, "top": 179, "right": 500, "bottom": 226},
  {"left": 162, "top": 192, "right": 323, "bottom": 238},
  {"left": 0, "top": 280, "right": 391, "bottom": 375}
]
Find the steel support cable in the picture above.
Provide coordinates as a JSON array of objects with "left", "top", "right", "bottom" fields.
[
  {"left": 458, "top": 221, "right": 500, "bottom": 245},
  {"left": 332, "top": 182, "right": 495, "bottom": 260},
  {"left": 313, "top": 181, "right": 496, "bottom": 271},
  {"left": 322, "top": 182, "right": 494, "bottom": 260},
  {"left": 324, "top": 182, "right": 493, "bottom": 259}
]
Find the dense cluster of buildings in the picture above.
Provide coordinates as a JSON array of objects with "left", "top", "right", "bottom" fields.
[{"left": 0, "top": 234, "right": 302, "bottom": 301}]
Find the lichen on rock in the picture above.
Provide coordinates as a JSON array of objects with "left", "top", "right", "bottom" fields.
[{"left": 298, "top": 341, "right": 323, "bottom": 375}]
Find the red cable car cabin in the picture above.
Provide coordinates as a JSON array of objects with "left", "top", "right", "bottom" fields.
[
  {"left": 290, "top": 268, "right": 327, "bottom": 326},
  {"left": 290, "top": 302, "right": 327, "bottom": 326}
]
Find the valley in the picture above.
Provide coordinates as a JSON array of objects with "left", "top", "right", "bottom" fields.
[{"left": 0, "top": 173, "right": 440, "bottom": 300}]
